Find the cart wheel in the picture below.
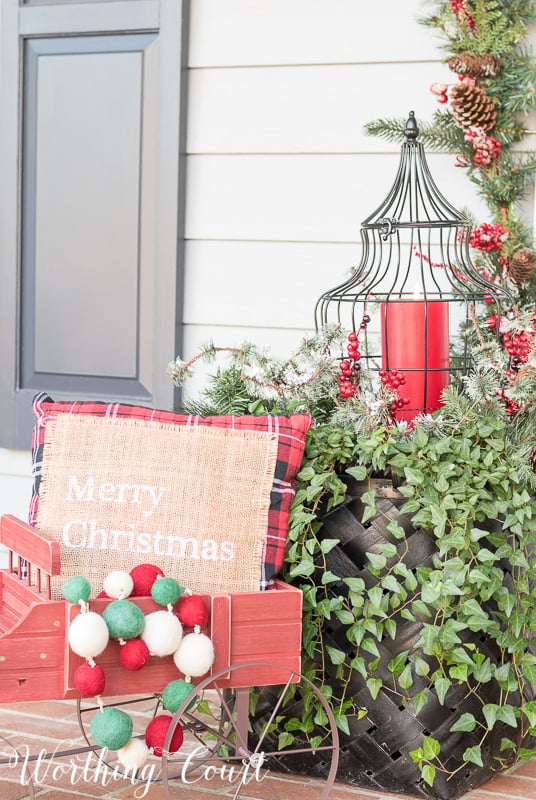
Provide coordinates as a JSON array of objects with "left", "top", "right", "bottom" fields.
[{"left": 161, "top": 662, "right": 339, "bottom": 800}]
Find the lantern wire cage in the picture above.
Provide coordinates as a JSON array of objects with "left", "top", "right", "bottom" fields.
[{"left": 315, "top": 111, "right": 510, "bottom": 418}]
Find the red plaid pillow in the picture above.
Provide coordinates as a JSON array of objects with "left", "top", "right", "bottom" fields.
[{"left": 29, "top": 393, "right": 312, "bottom": 590}]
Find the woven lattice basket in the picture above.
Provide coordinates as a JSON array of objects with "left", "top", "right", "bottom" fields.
[{"left": 251, "top": 475, "right": 534, "bottom": 800}]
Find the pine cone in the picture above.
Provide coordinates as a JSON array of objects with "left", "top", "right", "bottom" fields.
[
  {"left": 529, "top": 445, "right": 536, "bottom": 473},
  {"left": 448, "top": 53, "right": 501, "bottom": 78},
  {"left": 450, "top": 83, "right": 497, "bottom": 131},
  {"left": 509, "top": 247, "right": 535, "bottom": 289}
]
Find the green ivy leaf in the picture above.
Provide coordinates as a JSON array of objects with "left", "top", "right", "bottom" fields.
[
  {"left": 288, "top": 559, "right": 315, "bottom": 577},
  {"left": 413, "top": 691, "right": 429, "bottom": 714},
  {"left": 405, "top": 467, "right": 425, "bottom": 485},
  {"left": 346, "top": 465, "right": 368, "bottom": 481},
  {"left": 387, "top": 650, "right": 410, "bottom": 675},
  {"left": 414, "top": 656, "right": 430, "bottom": 676},
  {"left": 366, "top": 678, "right": 382, "bottom": 700},
  {"left": 278, "top": 732, "right": 295, "bottom": 749},
  {"left": 422, "top": 736, "right": 441, "bottom": 760},
  {"left": 463, "top": 746, "right": 483, "bottom": 767},
  {"left": 451, "top": 712, "right": 477, "bottom": 732},
  {"left": 496, "top": 705, "right": 518, "bottom": 728},
  {"left": 434, "top": 677, "right": 451, "bottom": 705},
  {"left": 422, "top": 764, "right": 436, "bottom": 787},
  {"left": 334, "top": 711, "right": 351, "bottom": 735},
  {"left": 326, "top": 645, "right": 346, "bottom": 665},
  {"left": 321, "top": 570, "right": 340, "bottom": 584},
  {"left": 399, "top": 663, "right": 414, "bottom": 690},
  {"left": 362, "top": 637, "right": 380, "bottom": 658},
  {"left": 366, "top": 552, "right": 387, "bottom": 571},
  {"left": 319, "top": 538, "right": 340, "bottom": 554}
]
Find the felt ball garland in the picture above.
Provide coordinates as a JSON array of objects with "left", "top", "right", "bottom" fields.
[
  {"left": 161, "top": 678, "right": 196, "bottom": 713},
  {"left": 102, "top": 570, "right": 134, "bottom": 600},
  {"left": 177, "top": 593, "right": 209, "bottom": 628},
  {"left": 68, "top": 611, "right": 110, "bottom": 664},
  {"left": 102, "top": 599, "right": 146, "bottom": 643},
  {"left": 173, "top": 630, "right": 215, "bottom": 678},
  {"left": 90, "top": 706, "right": 133, "bottom": 751},
  {"left": 117, "top": 737, "right": 151, "bottom": 770},
  {"left": 119, "top": 638, "right": 151, "bottom": 671},
  {"left": 151, "top": 576, "right": 185, "bottom": 608},
  {"left": 129, "top": 563, "right": 164, "bottom": 596},
  {"left": 141, "top": 610, "right": 183, "bottom": 657},
  {"left": 145, "top": 714, "right": 184, "bottom": 756},
  {"left": 64, "top": 565, "right": 214, "bottom": 761},
  {"left": 63, "top": 576, "right": 92, "bottom": 604},
  {"left": 74, "top": 662, "right": 106, "bottom": 697}
]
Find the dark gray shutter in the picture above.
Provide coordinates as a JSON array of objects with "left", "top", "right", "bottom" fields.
[{"left": 0, "top": 0, "right": 188, "bottom": 448}]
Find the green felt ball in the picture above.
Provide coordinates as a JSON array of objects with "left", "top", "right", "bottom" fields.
[
  {"left": 102, "top": 600, "right": 145, "bottom": 640},
  {"left": 62, "top": 576, "right": 92, "bottom": 604},
  {"left": 90, "top": 707, "right": 133, "bottom": 751},
  {"left": 151, "top": 577, "right": 185, "bottom": 607},
  {"left": 162, "top": 679, "right": 196, "bottom": 713}
]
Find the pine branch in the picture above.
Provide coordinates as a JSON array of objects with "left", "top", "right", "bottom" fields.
[
  {"left": 486, "top": 51, "right": 536, "bottom": 118},
  {"left": 364, "top": 115, "right": 465, "bottom": 151}
]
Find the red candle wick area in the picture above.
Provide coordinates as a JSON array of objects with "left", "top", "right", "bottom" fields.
[{"left": 381, "top": 300, "right": 450, "bottom": 422}]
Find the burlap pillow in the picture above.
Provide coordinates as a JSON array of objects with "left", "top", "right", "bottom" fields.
[{"left": 29, "top": 394, "right": 312, "bottom": 597}]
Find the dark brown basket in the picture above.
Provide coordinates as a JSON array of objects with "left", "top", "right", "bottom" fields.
[{"left": 252, "top": 475, "right": 535, "bottom": 800}]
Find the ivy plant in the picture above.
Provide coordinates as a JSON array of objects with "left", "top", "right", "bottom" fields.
[{"left": 168, "top": 326, "right": 536, "bottom": 787}]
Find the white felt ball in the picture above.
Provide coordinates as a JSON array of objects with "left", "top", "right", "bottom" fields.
[
  {"left": 173, "top": 632, "right": 215, "bottom": 678},
  {"left": 141, "top": 610, "right": 183, "bottom": 657},
  {"left": 103, "top": 571, "right": 134, "bottom": 600},
  {"left": 116, "top": 737, "right": 150, "bottom": 770},
  {"left": 68, "top": 611, "right": 110, "bottom": 659}
]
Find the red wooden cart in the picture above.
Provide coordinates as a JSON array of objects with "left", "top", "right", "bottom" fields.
[{"left": 0, "top": 513, "right": 339, "bottom": 799}]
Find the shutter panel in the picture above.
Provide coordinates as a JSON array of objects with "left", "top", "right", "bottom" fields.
[{"left": 0, "top": 0, "right": 188, "bottom": 447}]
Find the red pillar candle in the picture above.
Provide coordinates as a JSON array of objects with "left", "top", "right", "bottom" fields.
[{"left": 380, "top": 300, "right": 450, "bottom": 421}]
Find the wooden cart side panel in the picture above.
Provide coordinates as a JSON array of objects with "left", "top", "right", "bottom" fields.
[
  {"left": 0, "top": 515, "right": 61, "bottom": 576},
  {"left": 0, "top": 573, "right": 302, "bottom": 702},
  {"left": 63, "top": 582, "right": 303, "bottom": 699},
  {"left": 0, "top": 578, "right": 66, "bottom": 703}
]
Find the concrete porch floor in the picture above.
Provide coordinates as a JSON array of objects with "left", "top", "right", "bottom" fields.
[{"left": 0, "top": 699, "right": 535, "bottom": 800}]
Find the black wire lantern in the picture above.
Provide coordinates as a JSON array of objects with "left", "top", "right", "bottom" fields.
[{"left": 315, "top": 111, "right": 510, "bottom": 421}]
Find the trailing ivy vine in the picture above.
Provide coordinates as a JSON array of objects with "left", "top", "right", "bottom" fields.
[{"left": 168, "top": 323, "right": 536, "bottom": 787}]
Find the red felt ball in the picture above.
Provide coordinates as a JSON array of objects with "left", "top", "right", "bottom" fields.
[
  {"left": 74, "top": 662, "right": 106, "bottom": 697},
  {"left": 177, "top": 595, "right": 209, "bottom": 628},
  {"left": 120, "top": 638, "right": 150, "bottom": 671},
  {"left": 96, "top": 590, "right": 109, "bottom": 599},
  {"left": 145, "top": 714, "right": 184, "bottom": 756},
  {"left": 129, "top": 564, "right": 165, "bottom": 597}
]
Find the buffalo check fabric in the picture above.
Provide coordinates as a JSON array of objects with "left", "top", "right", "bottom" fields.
[{"left": 29, "top": 393, "right": 312, "bottom": 591}]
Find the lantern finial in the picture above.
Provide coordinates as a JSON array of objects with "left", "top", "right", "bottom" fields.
[{"left": 404, "top": 111, "right": 419, "bottom": 142}]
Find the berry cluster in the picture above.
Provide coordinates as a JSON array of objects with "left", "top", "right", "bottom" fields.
[
  {"left": 449, "top": 0, "right": 475, "bottom": 31},
  {"left": 430, "top": 82, "right": 449, "bottom": 105},
  {"left": 338, "top": 318, "right": 371, "bottom": 399},
  {"left": 469, "top": 222, "right": 509, "bottom": 253},
  {"left": 495, "top": 386, "right": 520, "bottom": 416},
  {"left": 486, "top": 314, "right": 501, "bottom": 329},
  {"left": 339, "top": 330, "right": 362, "bottom": 398},
  {"left": 502, "top": 329, "right": 533, "bottom": 370},
  {"left": 379, "top": 368, "right": 410, "bottom": 413},
  {"left": 464, "top": 126, "right": 501, "bottom": 166}
]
